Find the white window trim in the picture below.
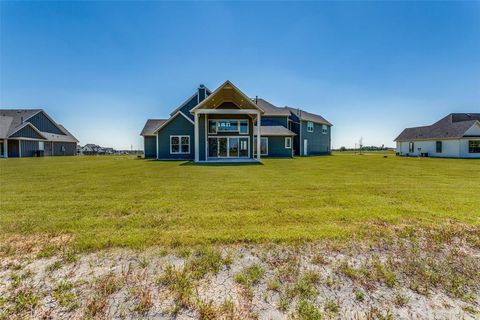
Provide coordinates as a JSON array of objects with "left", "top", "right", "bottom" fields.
[
  {"left": 468, "top": 140, "right": 480, "bottom": 153},
  {"left": 285, "top": 137, "right": 292, "bottom": 149},
  {"left": 307, "top": 121, "right": 314, "bottom": 133},
  {"left": 208, "top": 119, "right": 249, "bottom": 135},
  {"left": 170, "top": 135, "right": 190, "bottom": 154},
  {"left": 253, "top": 137, "right": 268, "bottom": 156},
  {"left": 38, "top": 141, "right": 44, "bottom": 151},
  {"left": 322, "top": 124, "right": 328, "bottom": 134}
]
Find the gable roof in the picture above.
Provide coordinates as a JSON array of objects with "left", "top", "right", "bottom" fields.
[
  {"left": 140, "top": 119, "right": 167, "bottom": 136},
  {"left": 7, "top": 122, "right": 48, "bottom": 140},
  {"left": 0, "top": 109, "right": 78, "bottom": 142},
  {"left": 285, "top": 107, "right": 332, "bottom": 126},
  {"left": 153, "top": 111, "right": 194, "bottom": 134},
  {"left": 395, "top": 113, "right": 480, "bottom": 141},
  {"left": 190, "top": 80, "right": 265, "bottom": 113}
]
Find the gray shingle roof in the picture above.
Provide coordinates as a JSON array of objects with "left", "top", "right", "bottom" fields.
[
  {"left": 395, "top": 113, "right": 480, "bottom": 141},
  {"left": 140, "top": 119, "right": 167, "bottom": 136},
  {"left": 0, "top": 109, "right": 78, "bottom": 142},
  {"left": 254, "top": 125, "right": 296, "bottom": 136},
  {"left": 284, "top": 106, "right": 332, "bottom": 126},
  {"left": 254, "top": 98, "right": 291, "bottom": 116}
]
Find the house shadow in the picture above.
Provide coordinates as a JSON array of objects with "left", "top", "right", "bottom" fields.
[{"left": 180, "top": 160, "right": 263, "bottom": 167}]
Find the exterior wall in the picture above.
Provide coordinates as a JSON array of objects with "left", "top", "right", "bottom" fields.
[
  {"left": 460, "top": 138, "right": 480, "bottom": 158},
  {"left": 178, "top": 95, "right": 198, "bottom": 121},
  {"left": 27, "top": 112, "right": 65, "bottom": 135},
  {"left": 288, "top": 114, "right": 301, "bottom": 156},
  {"left": 157, "top": 113, "right": 194, "bottom": 160},
  {"left": 396, "top": 139, "right": 480, "bottom": 158},
  {"left": 144, "top": 136, "right": 156, "bottom": 159},
  {"left": 44, "top": 141, "right": 53, "bottom": 156},
  {"left": 261, "top": 116, "right": 288, "bottom": 128},
  {"left": 263, "top": 136, "right": 293, "bottom": 157},
  {"left": 10, "top": 125, "right": 44, "bottom": 139},
  {"left": 20, "top": 140, "right": 41, "bottom": 157},
  {"left": 300, "top": 121, "right": 331, "bottom": 155},
  {"left": 53, "top": 142, "right": 76, "bottom": 156}
]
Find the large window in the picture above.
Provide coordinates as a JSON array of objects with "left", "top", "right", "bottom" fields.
[
  {"left": 285, "top": 137, "right": 292, "bottom": 149},
  {"left": 436, "top": 141, "right": 442, "bottom": 153},
  {"left": 170, "top": 135, "right": 190, "bottom": 154},
  {"left": 253, "top": 137, "right": 268, "bottom": 155},
  {"left": 409, "top": 142, "right": 414, "bottom": 153},
  {"left": 307, "top": 121, "right": 314, "bottom": 133},
  {"left": 208, "top": 120, "right": 248, "bottom": 134},
  {"left": 469, "top": 140, "right": 480, "bottom": 153},
  {"left": 322, "top": 124, "right": 328, "bottom": 134},
  {"left": 208, "top": 137, "right": 249, "bottom": 158},
  {"left": 38, "top": 141, "right": 44, "bottom": 151}
]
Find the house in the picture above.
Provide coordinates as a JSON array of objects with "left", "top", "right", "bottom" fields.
[
  {"left": 395, "top": 113, "right": 480, "bottom": 158},
  {"left": 140, "top": 81, "right": 332, "bottom": 162},
  {"left": 0, "top": 109, "right": 78, "bottom": 158}
]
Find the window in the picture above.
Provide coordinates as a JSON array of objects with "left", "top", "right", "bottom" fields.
[
  {"left": 409, "top": 142, "right": 414, "bottom": 153},
  {"left": 61, "top": 146, "right": 65, "bottom": 152},
  {"left": 436, "top": 141, "right": 442, "bottom": 153},
  {"left": 170, "top": 135, "right": 190, "bottom": 154},
  {"left": 218, "top": 120, "right": 238, "bottom": 132},
  {"left": 239, "top": 120, "right": 248, "bottom": 134},
  {"left": 469, "top": 140, "right": 480, "bottom": 153},
  {"left": 322, "top": 125, "right": 328, "bottom": 134},
  {"left": 208, "top": 120, "right": 217, "bottom": 134},
  {"left": 285, "top": 137, "right": 292, "bottom": 149},
  {"left": 208, "top": 119, "right": 249, "bottom": 134},
  {"left": 307, "top": 121, "right": 314, "bottom": 132},
  {"left": 253, "top": 137, "right": 268, "bottom": 155},
  {"left": 38, "top": 141, "right": 44, "bottom": 151}
]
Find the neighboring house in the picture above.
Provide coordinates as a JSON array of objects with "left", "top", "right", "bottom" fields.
[
  {"left": 395, "top": 113, "right": 480, "bottom": 158},
  {"left": 0, "top": 109, "right": 78, "bottom": 158},
  {"left": 140, "top": 80, "right": 332, "bottom": 162}
]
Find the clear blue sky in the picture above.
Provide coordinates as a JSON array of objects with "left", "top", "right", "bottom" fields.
[{"left": 1, "top": 1, "right": 479, "bottom": 149}]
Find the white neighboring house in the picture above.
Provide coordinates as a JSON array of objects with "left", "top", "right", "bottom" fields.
[{"left": 395, "top": 113, "right": 480, "bottom": 158}]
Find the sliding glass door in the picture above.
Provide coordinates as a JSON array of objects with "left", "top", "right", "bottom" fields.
[{"left": 208, "top": 137, "right": 249, "bottom": 158}]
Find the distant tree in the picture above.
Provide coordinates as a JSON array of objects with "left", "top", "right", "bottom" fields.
[{"left": 340, "top": 146, "right": 346, "bottom": 151}]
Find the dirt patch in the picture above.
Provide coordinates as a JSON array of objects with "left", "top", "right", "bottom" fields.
[{"left": 0, "top": 226, "right": 479, "bottom": 319}]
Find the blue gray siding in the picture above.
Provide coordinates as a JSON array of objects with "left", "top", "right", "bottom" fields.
[
  {"left": 20, "top": 140, "right": 41, "bottom": 157},
  {"left": 157, "top": 113, "right": 194, "bottom": 160},
  {"left": 261, "top": 116, "right": 288, "bottom": 128},
  {"left": 144, "top": 136, "right": 156, "bottom": 158},
  {"left": 178, "top": 97, "right": 198, "bottom": 121},
  {"left": 27, "top": 112, "right": 65, "bottom": 135},
  {"left": 10, "top": 125, "right": 45, "bottom": 139},
  {"left": 288, "top": 114, "right": 301, "bottom": 155},
  {"left": 53, "top": 142, "right": 76, "bottom": 156},
  {"left": 300, "top": 121, "right": 331, "bottom": 155},
  {"left": 264, "top": 136, "right": 293, "bottom": 158}
]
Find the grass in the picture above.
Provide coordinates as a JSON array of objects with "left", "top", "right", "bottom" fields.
[{"left": 1, "top": 153, "right": 479, "bottom": 250}]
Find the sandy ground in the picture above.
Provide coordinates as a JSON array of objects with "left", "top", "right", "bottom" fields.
[{"left": 0, "top": 231, "right": 479, "bottom": 319}]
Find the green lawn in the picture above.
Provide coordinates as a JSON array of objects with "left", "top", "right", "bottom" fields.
[{"left": 1, "top": 153, "right": 479, "bottom": 250}]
